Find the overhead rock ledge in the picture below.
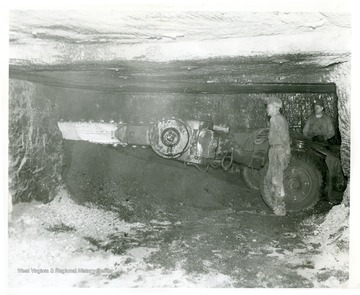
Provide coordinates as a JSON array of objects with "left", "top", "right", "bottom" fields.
[{"left": 10, "top": 10, "right": 350, "bottom": 66}]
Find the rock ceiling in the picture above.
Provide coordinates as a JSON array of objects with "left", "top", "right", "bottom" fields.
[{"left": 9, "top": 10, "right": 351, "bottom": 67}]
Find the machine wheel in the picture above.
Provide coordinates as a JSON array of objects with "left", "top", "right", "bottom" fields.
[
  {"left": 149, "top": 118, "right": 190, "bottom": 159},
  {"left": 240, "top": 166, "right": 261, "bottom": 190},
  {"left": 260, "top": 153, "right": 323, "bottom": 212}
]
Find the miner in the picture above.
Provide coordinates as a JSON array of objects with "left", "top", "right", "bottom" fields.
[
  {"left": 303, "top": 99, "right": 335, "bottom": 143},
  {"left": 262, "top": 97, "right": 291, "bottom": 216}
]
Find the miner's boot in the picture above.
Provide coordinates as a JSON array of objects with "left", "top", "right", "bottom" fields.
[{"left": 273, "top": 195, "right": 286, "bottom": 216}]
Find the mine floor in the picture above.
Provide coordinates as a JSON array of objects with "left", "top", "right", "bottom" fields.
[{"left": 8, "top": 142, "right": 349, "bottom": 288}]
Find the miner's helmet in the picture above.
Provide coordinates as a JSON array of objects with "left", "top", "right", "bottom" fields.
[
  {"left": 266, "top": 97, "right": 283, "bottom": 109},
  {"left": 314, "top": 99, "right": 325, "bottom": 108}
]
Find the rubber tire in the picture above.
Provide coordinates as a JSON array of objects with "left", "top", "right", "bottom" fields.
[
  {"left": 240, "top": 166, "right": 261, "bottom": 190},
  {"left": 260, "top": 153, "right": 323, "bottom": 212}
]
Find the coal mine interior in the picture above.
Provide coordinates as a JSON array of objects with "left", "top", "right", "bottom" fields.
[{"left": 7, "top": 9, "right": 352, "bottom": 288}]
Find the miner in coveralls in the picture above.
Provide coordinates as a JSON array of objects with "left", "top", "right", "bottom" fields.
[
  {"left": 303, "top": 99, "right": 335, "bottom": 143},
  {"left": 262, "top": 97, "right": 291, "bottom": 216}
]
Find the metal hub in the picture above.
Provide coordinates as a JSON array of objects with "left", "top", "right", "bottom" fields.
[
  {"left": 161, "top": 128, "right": 180, "bottom": 147},
  {"left": 149, "top": 118, "right": 190, "bottom": 159},
  {"left": 288, "top": 177, "right": 301, "bottom": 190},
  {"left": 284, "top": 167, "right": 312, "bottom": 203}
]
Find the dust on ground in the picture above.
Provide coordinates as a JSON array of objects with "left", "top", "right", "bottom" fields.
[
  {"left": 8, "top": 142, "right": 349, "bottom": 288},
  {"left": 8, "top": 188, "right": 349, "bottom": 288}
]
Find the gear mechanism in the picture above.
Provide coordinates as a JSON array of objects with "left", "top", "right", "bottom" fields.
[{"left": 149, "top": 119, "right": 190, "bottom": 159}]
